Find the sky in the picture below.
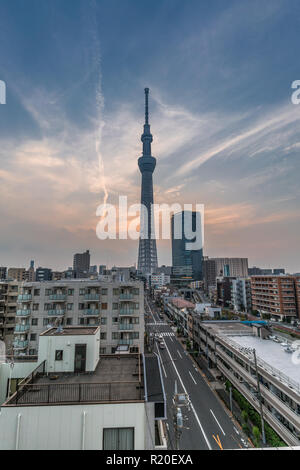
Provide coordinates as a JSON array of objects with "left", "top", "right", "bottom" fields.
[{"left": 0, "top": 0, "right": 300, "bottom": 272}]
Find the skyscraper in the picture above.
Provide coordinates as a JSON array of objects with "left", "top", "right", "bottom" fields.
[
  {"left": 137, "top": 88, "right": 158, "bottom": 274},
  {"left": 171, "top": 211, "right": 203, "bottom": 286},
  {"left": 73, "top": 249, "right": 90, "bottom": 278}
]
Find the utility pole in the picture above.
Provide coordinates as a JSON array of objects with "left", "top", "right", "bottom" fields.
[
  {"left": 172, "top": 380, "right": 190, "bottom": 450},
  {"left": 253, "top": 349, "right": 266, "bottom": 445}
]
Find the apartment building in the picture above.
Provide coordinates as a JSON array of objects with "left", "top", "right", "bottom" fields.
[
  {"left": 251, "top": 275, "right": 300, "bottom": 320},
  {"left": 13, "top": 279, "right": 145, "bottom": 356},
  {"left": 231, "top": 277, "right": 252, "bottom": 313},
  {"left": 0, "top": 327, "right": 166, "bottom": 450},
  {"left": 0, "top": 281, "right": 20, "bottom": 351},
  {"left": 164, "top": 297, "right": 195, "bottom": 336},
  {"left": 192, "top": 321, "right": 300, "bottom": 446},
  {"left": 7, "top": 268, "right": 26, "bottom": 282}
]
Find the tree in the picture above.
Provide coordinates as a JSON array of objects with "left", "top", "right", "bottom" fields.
[{"left": 252, "top": 426, "right": 261, "bottom": 447}]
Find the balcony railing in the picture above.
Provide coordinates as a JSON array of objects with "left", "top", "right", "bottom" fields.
[
  {"left": 18, "top": 294, "right": 32, "bottom": 301},
  {"left": 16, "top": 310, "right": 31, "bottom": 317},
  {"left": 84, "top": 294, "right": 100, "bottom": 301},
  {"left": 119, "top": 308, "right": 135, "bottom": 315},
  {"left": 15, "top": 325, "right": 30, "bottom": 333},
  {"left": 119, "top": 323, "right": 134, "bottom": 331},
  {"left": 49, "top": 294, "right": 66, "bottom": 301},
  {"left": 47, "top": 310, "right": 65, "bottom": 316},
  {"left": 118, "top": 339, "right": 133, "bottom": 345},
  {"left": 83, "top": 309, "right": 99, "bottom": 316},
  {"left": 120, "top": 293, "right": 134, "bottom": 300},
  {"left": 13, "top": 340, "right": 28, "bottom": 349}
]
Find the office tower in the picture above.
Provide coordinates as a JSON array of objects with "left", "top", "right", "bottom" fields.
[
  {"left": 35, "top": 267, "right": 52, "bottom": 282},
  {"left": 73, "top": 250, "right": 90, "bottom": 278},
  {"left": 137, "top": 88, "right": 158, "bottom": 275},
  {"left": 99, "top": 265, "right": 106, "bottom": 275},
  {"left": 171, "top": 211, "right": 203, "bottom": 286},
  {"left": 273, "top": 268, "right": 285, "bottom": 275}
]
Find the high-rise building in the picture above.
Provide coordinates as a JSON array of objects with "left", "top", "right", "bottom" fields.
[
  {"left": 171, "top": 211, "right": 203, "bottom": 286},
  {"left": 137, "top": 88, "right": 158, "bottom": 275},
  {"left": 7, "top": 268, "right": 26, "bottom": 282},
  {"left": 203, "top": 257, "right": 248, "bottom": 291},
  {"left": 73, "top": 250, "right": 90, "bottom": 278},
  {"left": 35, "top": 267, "right": 52, "bottom": 282}
]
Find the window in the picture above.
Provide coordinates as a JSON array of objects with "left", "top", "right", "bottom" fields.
[
  {"left": 79, "top": 318, "right": 85, "bottom": 325},
  {"left": 32, "top": 304, "right": 39, "bottom": 311},
  {"left": 67, "top": 303, "right": 73, "bottom": 310},
  {"left": 112, "top": 332, "right": 119, "bottom": 340},
  {"left": 103, "top": 428, "right": 134, "bottom": 450},
  {"left": 101, "top": 317, "right": 107, "bottom": 325},
  {"left": 112, "top": 317, "right": 118, "bottom": 323},
  {"left": 43, "top": 318, "right": 49, "bottom": 326},
  {"left": 100, "top": 347, "right": 106, "bottom": 354},
  {"left": 100, "top": 333, "right": 107, "bottom": 340},
  {"left": 66, "top": 318, "right": 73, "bottom": 325},
  {"left": 68, "top": 289, "right": 74, "bottom": 296},
  {"left": 112, "top": 303, "right": 119, "bottom": 310},
  {"left": 34, "top": 289, "right": 40, "bottom": 296},
  {"left": 55, "top": 350, "right": 63, "bottom": 361},
  {"left": 113, "top": 288, "right": 119, "bottom": 296},
  {"left": 79, "top": 303, "right": 85, "bottom": 310},
  {"left": 101, "top": 303, "right": 108, "bottom": 310},
  {"left": 30, "top": 333, "right": 37, "bottom": 341},
  {"left": 79, "top": 289, "right": 85, "bottom": 295},
  {"left": 101, "top": 288, "right": 108, "bottom": 295},
  {"left": 31, "top": 318, "right": 38, "bottom": 326}
]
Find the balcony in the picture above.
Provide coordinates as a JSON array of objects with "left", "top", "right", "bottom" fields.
[
  {"left": 15, "top": 324, "right": 30, "bottom": 333},
  {"left": 120, "top": 293, "right": 134, "bottom": 300},
  {"left": 119, "top": 308, "right": 135, "bottom": 315},
  {"left": 16, "top": 310, "right": 31, "bottom": 317},
  {"left": 118, "top": 339, "right": 133, "bottom": 345},
  {"left": 13, "top": 340, "right": 29, "bottom": 350},
  {"left": 119, "top": 323, "right": 134, "bottom": 331},
  {"left": 47, "top": 310, "right": 65, "bottom": 316},
  {"left": 49, "top": 294, "right": 66, "bottom": 301},
  {"left": 84, "top": 294, "right": 100, "bottom": 301},
  {"left": 18, "top": 294, "right": 32, "bottom": 301},
  {"left": 83, "top": 309, "right": 99, "bottom": 316}
]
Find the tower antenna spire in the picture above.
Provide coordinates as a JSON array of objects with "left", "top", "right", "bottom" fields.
[{"left": 144, "top": 87, "right": 149, "bottom": 125}]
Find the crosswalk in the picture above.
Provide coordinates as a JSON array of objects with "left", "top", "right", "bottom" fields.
[{"left": 156, "top": 332, "right": 175, "bottom": 337}]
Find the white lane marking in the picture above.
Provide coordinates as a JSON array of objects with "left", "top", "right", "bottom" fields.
[
  {"left": 146, "top": 298, "right": 157, "bottom": 324},
  {"left": 177, "top": 350, "right": 182, "bottom": 359},
  {"left": 189, "top": 371, "right": 197, "bottom": 385},
  {"left": 164, "top": 340, "right": 212, "bottom": 450},
  {"left": 210, "top": 409, "right": 226, "bottom": 436},
  {"left": 156, "top": 343, "right": 167, "bottom": 378}
]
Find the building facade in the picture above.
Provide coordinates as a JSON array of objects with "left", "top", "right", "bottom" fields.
[
  {"left": 0, "top": 280, "right": 20, "bottom": 352},
  {"left": 251, "top": 275, "right": 300, "bottom": 320},
  {"left": 73, "top": 250, "right": 90, "bottom": 278},
  {"left": 13, "top": 280, "right": 145, "bottom": 356}
]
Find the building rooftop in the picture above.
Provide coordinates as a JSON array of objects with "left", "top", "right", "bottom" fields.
[
  {"left": 170, "top": 298, "right": 195, "bottom": 309},
  {"left": 40, "top": 326, "right": 100, "bottom": 336},
  {"left": 4, "top": 354, "right": 166, "bottom": 413},
  {"left": 202, "top": 320, "right": 252, "bottom": 335},
  {"left": 227, "top": 335, "right": 300, "bottom": 390}
]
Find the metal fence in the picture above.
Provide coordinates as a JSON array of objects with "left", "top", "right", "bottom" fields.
[{"left": 10, "top": 380, "right": 143, "bottom": 405}]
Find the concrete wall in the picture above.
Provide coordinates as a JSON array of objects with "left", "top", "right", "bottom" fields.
[
  {"left": 38, "top": 330, "right": 100, "bottom": 373},
  {"left": 0, "top": 361, "right": 37, "bottom": 405},
  {"left": 0, "top": 402, "right": 151, "bottom": 450}
]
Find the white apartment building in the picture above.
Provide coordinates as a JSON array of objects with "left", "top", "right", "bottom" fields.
[
  {"left": 150, "top": 272, "right": 170, "bottom": 288},
  {"left": 0, "top": 326, "right": 167, "bottom": 450},
  {"left": 13, "top": 280, "right": 144, "bottom": 356}
]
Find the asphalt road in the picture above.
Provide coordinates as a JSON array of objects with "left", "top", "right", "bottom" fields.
[{"left": 145, "top": 297, "right": 249, "bottom": 451}]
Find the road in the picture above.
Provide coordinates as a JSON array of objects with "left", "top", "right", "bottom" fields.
[{"left": 145, "top": 297, "right": 249, "bottom": 451}]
